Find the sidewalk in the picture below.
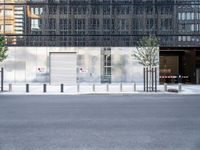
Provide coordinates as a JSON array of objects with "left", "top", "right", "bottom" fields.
[{"left": 1, "top": 83, "right": 200, "bottom": 95}]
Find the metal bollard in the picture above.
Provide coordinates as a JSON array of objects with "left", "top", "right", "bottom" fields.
[
  {"left": 133, "top": 83, "right": 136, "bottom": 92},
  {"left": 106, "top": 83, "right": 109, "bottom": 92},
  {"left": 164, "top": 83, "right": 167, "bottom": 92},
  {"left": 1, "top": 67, "right": 4, "bottom": 92},
  {"left": 77, "top": 83, "right": 80, "bottom": 93},
  {"left": 60, "top": 84, "right": 64, "bottom": 93},
  {"left": 9, "top": 84, "right": 12, "bottom": 92},
  {"left": 178, "top": 83, "right": 182, "bottom": 92},
  {"left": 120, "top": 82, "right": 122, "bottom": 92},
  {"left": 26, "top": 84, "right": 29, "bottom": 93},
  {"left": 43, "top": 84, "right": 47, "bottom": 93},
  {"left": 93, "top": 83, "right": 95, "bottom": 92}
]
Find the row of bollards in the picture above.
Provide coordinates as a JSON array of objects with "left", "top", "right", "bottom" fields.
[
  {"left": 7, "top": 83, "right": 183, "bottom": 93},
  {"left": 8, "top": 83, "right": 137, "bottom": 93},
  {"left": 25, "top": 84, "right": 47, "bottom": 93}
]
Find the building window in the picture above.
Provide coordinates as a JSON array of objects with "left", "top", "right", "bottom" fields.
[
  {"left": 102, "top": 48, "right": 111, "bottom": 83},
  {"left": 103, "top": 19, "right": 113, "bottom": 34},
  {"left": 133, "top": 18, "right": 143, "bottom": 32},
  {"left": 91, "top": 6, "right": 100, "bottom": 15},
  {"left": 116, "top": 6, "right": 129, "bottom": 15},
  {"left": 75, "top": 19, "right": 85, "bottom": 34},
  {"left": 59, "top": 19, "right": 71, "bottom": 31},
  {"left": 4, "top": 10, "right": 13, "bottom": 16},
  {"left": 161, "top": 18, "right": 172, "bottom": 31},
  {"left": 31, "top": 19, "right": 40, "bottom": 30},
  {"left": 49, "top": 18, "right": 56, "bottom": 30},
  {"left": 89, "top": 18, "right": 100, "bottom": 34},
  {"left": 59, "top": 6, "right": 67, "bottom": 14},
  {"left": 146, "top": 6, "right": 153, "bottom": 15},
  {"left": 117, "top": 19, "right": 129, "bottom": 34},
  {"left": 146, "top": 18, "right": 154, "bottom": 31},
  {"left": 73, "top": 6, "right": 86, "bottom": 15},
  {"left": 49, "top": 6, "right": 57, "bottom": 14},
  {"left": 4, "top": 25, "right": 13, "bottom": 33},
  {"left": 103, "top": 6, "right": 111, "bottom": 15},
  {"left": 31, "top": 7, "right": 43, "bottom": 15}
]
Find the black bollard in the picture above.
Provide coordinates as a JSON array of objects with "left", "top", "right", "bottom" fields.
[
  {"left": 26, "top": 84, "right": 29, "bottom": 93},
  {"left": 43, "top": 84, "right": 47, "bottom": 93},
  {"left": 61, "top": 84, "right": 64, "bottom": 93},
  {"left": 1, "top": 67, "right": 3, "bottom": 92}
]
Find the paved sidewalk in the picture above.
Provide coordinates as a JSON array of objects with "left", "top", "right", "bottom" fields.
[{"left": 1, "top": 83, "right": 200, "bottom": 95}]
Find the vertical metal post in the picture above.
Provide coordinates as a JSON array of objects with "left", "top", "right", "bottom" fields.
[
  {"left": 178, "top": 83, "right": 182, "bottom": 92},
  {"left": 26, "top": 84, "right": 29, "bottom": 93},
  {"left": 106, "top": 83, "right": 109, "bottom": 92},
  {"left": 43, "top": 84, "right": 46, "bottom": 93},
  {"left": 164, "top": 83, "right": 167, "bottom": 92},
  {"left": 143, "top": 68, "right": 145, "bottom": 92},
  {"left": 77, "top": 83, "right": 80, "bottom": 93},
  {"left": 120, "top": 82, "right": 122, "bottom": 92},
  {"left": 9, "top": 84, "right": 12, "bottom": 92},
  {"left": 146, "top": 68, "right": 148, "bottom": 92},
  {"left": 3, "top": 0, "right": 5, "bottom": 35},
  {"left": 60, "top": 84, "right": 64, "bottom": 93},
  {"left": 93, "top": 83, "right": 95, "bottom": 92},
  {"left": 1, "top": 68, "right": 3, "bottom": 92},
  {"left": 133, "top": 83, "right": 136, "bottom": 92},
  {"left": 155, "top": 67, "right": 157, "bottom": 92},
  {"left": 152, "top": 68, "right": 154, "bottom": 91}
]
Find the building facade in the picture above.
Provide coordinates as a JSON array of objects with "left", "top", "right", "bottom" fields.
[{"left": 0, "top": 0, "right": 200, "bottom": 84}]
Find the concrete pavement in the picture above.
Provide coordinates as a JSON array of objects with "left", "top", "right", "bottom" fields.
[{"left": 1, "top": 83, "right": 200, "bottom": 95}]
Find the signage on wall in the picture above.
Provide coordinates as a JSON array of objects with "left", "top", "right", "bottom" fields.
[
  {"left": 79, "top": 67, "right": 88, "bottom": 73},
  {"left": 38, "top": 67, "right": 45, "bottom": 73}
]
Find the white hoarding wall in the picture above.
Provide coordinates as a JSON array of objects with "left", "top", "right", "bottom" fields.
[{"left": 2, "top": 47, "right": 159, "bottom": 84}]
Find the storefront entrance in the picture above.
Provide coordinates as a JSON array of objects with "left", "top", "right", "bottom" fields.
[{"left": 160, "top": 48, "right": 197, "bottom": 84}]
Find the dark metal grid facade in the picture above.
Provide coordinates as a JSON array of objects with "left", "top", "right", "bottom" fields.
[{"left": 1, "top": 0, "right": 200, "bottom": 47}]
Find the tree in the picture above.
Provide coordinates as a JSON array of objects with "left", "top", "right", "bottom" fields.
[
  {"left": 132, "top": 35, "right": 159, "bottom": 68},
  {"left": 132, "top": 35, "right": 159, "bottom": 92},
  {"left": 0, "top": 36, "right": 8, "bottom": 63}
]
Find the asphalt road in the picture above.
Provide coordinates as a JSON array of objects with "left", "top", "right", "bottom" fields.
[{"left": 0, "top": 95, "right": 200, "bottom": 150}]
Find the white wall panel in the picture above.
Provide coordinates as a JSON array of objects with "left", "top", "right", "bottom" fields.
[
  {"left": 3, "top": 47, "right": 15, "bottom": 82},
  {"left": 2, "top": 47, "right": 157, "bottom": 84},
  {"left": 36, "top": 47, "right": 48, "bottom": 82},
  {"left": 14, "top": 47, "right": 26, "bottom": 82},
  {"left": 50, "top": 53, "right": 77, "bottom": 85},
  {"left": 25, "top": 47, "right": 37, "bottom": 82}
]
